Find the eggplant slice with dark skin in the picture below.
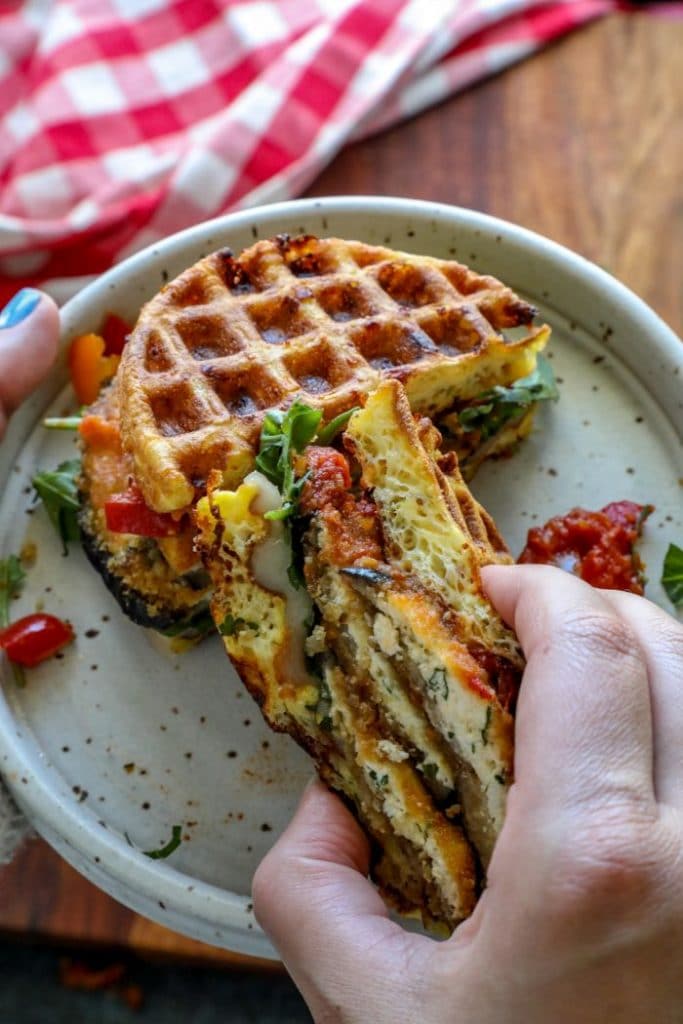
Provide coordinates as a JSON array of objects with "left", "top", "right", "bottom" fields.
[
  {"left": 78, "top": 491, "right": 212, "bottom": 636},
  {"left": 77, "top": 380, "right": 213, "bottom": 637}
]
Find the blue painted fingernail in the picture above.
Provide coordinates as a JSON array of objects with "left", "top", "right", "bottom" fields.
[{"left": 0, "top": 288, "right": 42, "bottom": 329}]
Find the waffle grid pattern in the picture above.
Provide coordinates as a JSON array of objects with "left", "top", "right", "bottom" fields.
[{"left": 120, "top": 235, "right": 545, "bottom": 511}]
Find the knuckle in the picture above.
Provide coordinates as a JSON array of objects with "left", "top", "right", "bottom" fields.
[
  {"left": 560, "top": 609, "right": 642, "bottom": 670},
  {"left": 549, "top": 817, "right": 674, "bottom": 925}
]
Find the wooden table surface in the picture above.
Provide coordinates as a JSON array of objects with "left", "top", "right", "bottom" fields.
[{"left": 1, "top": 12, "right": 681, "bottom": 968}]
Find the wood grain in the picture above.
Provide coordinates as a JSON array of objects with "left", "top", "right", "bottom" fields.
[
  {"left": 310, "top": 13, "right": 682, "bottom": 333},
  {"left": 0, "top": 12, "right": 680, "bottom": 966},
  {"left": 0, "top": 838, "right": 276, "bottom": 968}
]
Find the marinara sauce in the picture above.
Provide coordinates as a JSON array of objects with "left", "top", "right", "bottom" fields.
[
  {"left": 300, "top": 447, "right": 383, "bottom": 565},
  {"left": 518, "top": 500, "right": 653, "bottom": 595}
]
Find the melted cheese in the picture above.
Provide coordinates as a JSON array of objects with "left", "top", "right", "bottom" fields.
[{"left": 245, "top": 471, "right": 314, "bottom": 685}]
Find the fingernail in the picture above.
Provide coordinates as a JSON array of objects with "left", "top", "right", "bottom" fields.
[{"left": 0, "top": 288, "right": 42, "bottom": 329}]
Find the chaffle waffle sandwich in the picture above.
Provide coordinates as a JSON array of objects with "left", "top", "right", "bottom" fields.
[
  {"left": 195, "top": 380, "right": 521, "bottom": 929},
  {"left": 78, "top": 233, "right": 553, "bottom": 634}
]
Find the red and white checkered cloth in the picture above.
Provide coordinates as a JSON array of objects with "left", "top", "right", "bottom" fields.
[{"left": 0, "top": 0, "right": 671, "bottom": 304}]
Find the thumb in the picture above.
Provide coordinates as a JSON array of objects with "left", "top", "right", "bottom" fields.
[
  {"left": 481, "top": 564, "right": 654, "bottom": 818},
  {"left": 253, "top": 779, "right": 435, "bottom": 1022},
  {"left": 0, "top": 289, "right": 60, "bottom": 436}
]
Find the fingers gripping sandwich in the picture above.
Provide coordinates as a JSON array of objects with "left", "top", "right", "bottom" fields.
[{"left": 195, "top": 380, "right": 522, "bottom": 929}]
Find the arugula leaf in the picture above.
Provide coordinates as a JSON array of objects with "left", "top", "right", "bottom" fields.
[
  {"left": 32, "top": 459, "right": 81, "bottom": 554},
  {"left": 143, "top": 824, "right": 182, "bottom": 860},
  {"left": 0, "top": 555, "right": 27, "bottom": 687},
  {"left": 255, "top": 401, "right": 361, "bottom": 586},
  {"left": 256, "top": 402, "right": 321, "bottom": 489},
  {"left": 287, "top": 556, "right": 306, "bottom": 590},
  {"left": 316, "top": 407, "right": 360, "bottom": 446},
  {"left": 256, "top": 403, "right": 361, "bottom": 522},
  {"left": 661, "top": 543, "right": 683, "bottom": 608},
  {"left": 458, "top": 355, "right": 559, "bottom": 440},
  {"left": 256, "top": 401, "right": 322, "bottom": 523}
]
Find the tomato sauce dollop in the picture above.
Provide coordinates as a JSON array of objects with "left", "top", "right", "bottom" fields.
[
  {"left": 518, "top": 500, "right": 653, "bottom": 595},
  {"left": 300, "top": 447, "right": 383, "bottom": 565}
]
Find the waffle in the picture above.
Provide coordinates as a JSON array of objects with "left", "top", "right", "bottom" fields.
[{"left": 119, "top": 235, "right": 550, "bottom": 513}]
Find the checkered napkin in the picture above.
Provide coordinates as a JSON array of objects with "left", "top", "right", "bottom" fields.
[{"left": 0, "top": 0, "right": 620, "bottom": 306}]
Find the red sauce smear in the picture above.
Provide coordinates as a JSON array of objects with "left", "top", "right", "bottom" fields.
[
  {"left": 300, "top": 447, "right": 383, "bottom": 565},
  {"left": 301, "top": 446, "right": 352, "bottom": 505},
  {"left": 518, "top": 500, "right": 653, "bottom": 595},
  {"left": 468, "top": 645, "right": 520, "bottom": 713}
]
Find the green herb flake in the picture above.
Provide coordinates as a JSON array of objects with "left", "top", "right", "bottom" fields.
[
  {"left": 481, "top": 705, "right": 493, "bottom": 746},
  {"left": 218, "top": 614, "right": 259, "bottom": 637},
  {"left": 32, "top": 459, "right": 81, "bottom": 554},
  {"left": 458, "top": 355, "right": 558, "bottom": 441},
  {"left": 427, "top": 667, "right": 449, "bottom": 701},
  {"left": 494, "top": 773, "right": 506, "bottom": 786},
  {"left": 0, "top": 555, "right": 26, "bottom": 629},
  {"left": 422, "top": 762, "right": 438, "bottom": 781},
  {"left": 661, "top": 543, "right": 683, "bottom": 608},
  {"left": 306, "top": 678, "right": 332, "bottom": 727},
  {"left": 143, "top": 824, "right": 183, "bottom": 860},
  {"left": 369, "top": 769, "right": 389, "bottom": 788},
  {"left": 0, "top": 556, "right": 27, "bottom": 688}
]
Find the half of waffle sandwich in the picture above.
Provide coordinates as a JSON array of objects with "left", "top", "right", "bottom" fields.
[
  {"left": 195, "top": 380, "right": 522, "bottom": 929},
  {"left": 80, "top": 234, "right": 552, "bottom": 632}
]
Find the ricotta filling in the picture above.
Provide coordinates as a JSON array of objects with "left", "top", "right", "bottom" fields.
[{"left": 245, "top": 471, "right": 314, "bottom": 687}]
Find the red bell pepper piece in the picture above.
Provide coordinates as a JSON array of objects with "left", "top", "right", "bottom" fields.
[
  {"left": 101, "top": 313, "right": 131, "bottom": 356},
  {"left": 0, "top": 613, "right": 74, "bottom": 667},
  {"left": 104, "top": 486, "right": 182, "bottom": 537}
]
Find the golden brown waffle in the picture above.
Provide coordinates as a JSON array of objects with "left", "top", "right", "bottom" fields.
[{"left": 119, "top": 234, "right": 549, "bottom": 512}]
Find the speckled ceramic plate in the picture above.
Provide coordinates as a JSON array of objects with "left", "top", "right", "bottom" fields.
[{"left": 1, "top": 198, "right": 681, "bottom": 960}]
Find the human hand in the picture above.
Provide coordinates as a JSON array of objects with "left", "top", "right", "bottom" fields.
[
  {"left": 254, "top": 565, "right": 683, "bottom": 1024},
  {"left": 0, "top": 288, "right": 58, "bottom": 859},
  {"left": 0, "top": 288, "right": 59, "bottom": 439}
]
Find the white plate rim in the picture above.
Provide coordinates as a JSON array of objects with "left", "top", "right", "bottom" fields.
[{"left": 1, "top": 195, "right": 681, "bottom": 959}]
